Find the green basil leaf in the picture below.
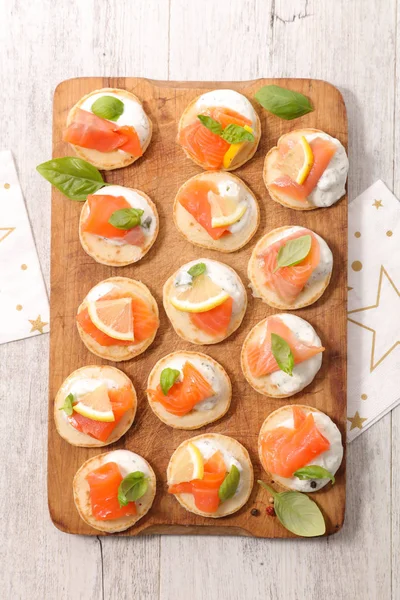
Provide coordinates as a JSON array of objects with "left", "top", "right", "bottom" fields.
[
  {"left": 91, "top": 95, "right": 124, "bottom": 121},
  {"left": 258, "top": 481, "right": 325, "bottom": 537},
  {"left": 160, "top": 368, "right": 180, "bottom": 396},
  {"left": 274, "top": 235, "right": 312, "bottom": 271},
  {"left": 36, "top": 157, "right": 107, "bottom": 201},
  {"left": 59, "top": 393, "right": 75, "bottom": 416},
  {"left": 108, "top": 208, "right": 144, "bottom": 230},
  {"left": 118, "top": 471, "right": 148, "bottom": 507},
  {"left": 271, "top": 333, "right": 294, "bottom": 376},
  {"left": 197, "top": 115, "right": 223, "bottom": 135},
  {"left": 255, "top": 85, "right": 314, "bottom": 120},
  {"left": 294, "top": 465, "right": 335, "bottom": 485},
  {"left": 218, "top": 464, "right": 240, "bottom": 502},
  {"left": 221, "top": 123, "right": 255, "bottom": 144},
  {"left": 187, "top": 262, "right": 206, "bottom": 278}
]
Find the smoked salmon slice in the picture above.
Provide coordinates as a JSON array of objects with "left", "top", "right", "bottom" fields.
[
  {"left": 260, "top": 229, "right": 320, "bottom": 303},
  {"left": 69, "top": 385, "right": 135, "bottom": 442},
  {"left": 148, "top": 361, "right": 214, "bottom": 416},
  {"left": 168, "top": 450, "right": 227, "bottom": 513},
  {"left": 178, "top": 180, "right": 230, "bottom": 240},
  {"left": 179, "top": 106, "right": 252, "bottom": 170},
  {"left": 246, "top": 316, "right": 324, "bottom": 378},
  {"left": 190, "top": 296, "right": 233, "bottom": 336},
  {"left": 87, "top": 462, "right": 137, "bottom": 520},
  {"left": 270, "top": 137, "right": 337, "bottom": 202},
  {"left": 83, "top": 194, "right": 145, "bottom": 246},
  {"left": 260, "top": 407, "right": 330, "bottom": 478},
  {"left": 77, "top": 292, "right": 159, "bottom": 346},
  {"left": 63, "top": 108, "right": 142, "bottom": 157}
]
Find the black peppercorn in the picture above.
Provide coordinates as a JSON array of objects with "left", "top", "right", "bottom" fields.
[
  {"left": 251, "top": 508, "right": 260, "bottom": 516},
  {"left": 310, "top": 480, "right": 317, "bottom": 489}
]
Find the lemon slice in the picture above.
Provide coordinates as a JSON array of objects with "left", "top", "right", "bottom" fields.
[
  {"left": 88, "top": 298, "right": 134, "bottom": 341},
  {"left": 208, "top": 191, "right": 247, "bottom": 228},
  {"left": 73, "top": 384, "right": 115, "bottom": 422},
  {"left": 170, "top": 273, "right": 230, "bottom": 313},
  {"left": 223, "top": 125, "right": 254, "bottom": 169},
  {"left": 296, "top": 136, "right": 314, "bottom": 184},
  {"left": 169, "top": 442, "right": 204, "bottom": 485}
]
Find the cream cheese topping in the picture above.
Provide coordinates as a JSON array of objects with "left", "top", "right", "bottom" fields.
[
  {"left": 193, "top": 89, "right": 257, "bottom": 128},
  {"left": 305, "top": 132, "right": 348, "bottom": 207},
  {"left": 103, "top": 449, "right": 151, "bottom": 478}
]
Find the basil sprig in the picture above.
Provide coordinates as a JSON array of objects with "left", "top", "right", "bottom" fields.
[
  {"left": 188, "top": 262, "right": 206, "bottom": 278},
  {"left": 118, "top": 471, "right": 148, "bottom": 507},
  {"left": 255, "top": 85, "right": 313, "bottom": 120},
  {"left": 274, "top": 235, "right": 312, "bottom": 272},
  {"left": 197, "top": 115, "right": 255, "bottom": 144},
  {"left": 218, "top": 465, "right": 240, "bottom": 502},
  {"left": 36, "top": 157, "right": 108, "bottom": 201},
  {"left": 160, "top": 368, "right": 180, "bottom": 396},
  {"left": 294, "top": 465, "right": 335, "bottom": 485},
  {"left": 59, "top": 393, "right": 75, "bottom": 416},
  {"left": 91, "top": 96, "right": 124, "bottom": 121},
  {"left": 258, "top": 481, "right": 325, "bottom": 537},
  {"left": 271, "top": 333, "right": 294, "bottom": 376},
  {"left": 108, "top": 208, "right": 144, "bottom": 230}
]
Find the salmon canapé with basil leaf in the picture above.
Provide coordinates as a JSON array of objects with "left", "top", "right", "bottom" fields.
[
  {"left": 79, "top": 185, "right": 159, "bottom": 267},
  {"left": 178, "top": 89, "right": 261, "bottom": 171},
  {"left": 241, "top": 314, "right": 324, "bottom": 398},
  {"left": 63, "top": 88, "right": 152, "bottom": 170},
  {"left": 147, "top": 351, "right": 232, "bottom": 429},
  {"left": 163, "top": 259, "right": 247, "bottom": 345},
  {"left": 167, "top": 434, "right": 254, "bottom": 517},
  {"left": 258, "top": 405, "right": 343, "bottom": 493},
  {"left": 76, "top": 277, "right": 159, "bottom": 362},
  {"left": 248, "top": 225, "right": 333, "bottom": 310},
  {"left": 54, "top": 366, "right": 137, "bottom": 447},
  {"left": 73, "top": 450, "right": 156, "bottom": 533},
  {"left": 264, "top": 128, "right": 348, "bottom": 210}
]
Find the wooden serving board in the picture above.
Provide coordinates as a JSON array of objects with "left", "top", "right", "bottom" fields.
[{"left": 48, "top": 77, "right": 347, "bottom": 537}]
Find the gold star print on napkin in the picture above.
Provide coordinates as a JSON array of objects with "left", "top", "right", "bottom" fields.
[
  {"left": 347, "top": 180, "right": 400, "bottom": 441},
  {"left": 0, "top": 151, "right": 49, "bottom": 344}
]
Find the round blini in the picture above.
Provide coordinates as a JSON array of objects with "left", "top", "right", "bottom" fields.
[
  {"left": 173, "top": 172, "right": 259, "bottom": 253},
  {"left": 167, "top": 434, "right": 254, "bottom": 517},
  {"left": 79, "top": 185, "right": 159, "bottom": 267},
  {"left": 248, "top": 226, "right": 333, "bottom": 310},
  {"left": 77, "top": 277, "right": 159, "bottom": 362},
  {"left": 65, "top": 88, "right": 152, "bottom": 170},
  {"left": 241, "top": 314, "right": 323, "bottom": 398},
  {"left": 73, "top": 450, "right": 156, "bottom": 533},
  {"left": 178, "top": 89, "right": 261, "bottom": 171},
  {"left": 147, "top": 351, "right": 232, "bottom": 429},
  {"left": 163, "top": 258, "right": 247, "bottom": 345},
  {"left": 263, "top": 128, "right": 348, "bottom": 211},
  {"left": 54, "top": 366, "right": 137, "bottom": 447},
  {"left": 258, "top": 405, "right": 343, "bottom": 492}
]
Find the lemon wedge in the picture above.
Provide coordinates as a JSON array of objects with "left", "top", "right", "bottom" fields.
[
  {"left": 208, "top": 191, "right": 247, "bottom": 228},
  {"left": 295, "top": 136, "right": 314, "bottom": 184},
  {"left": 223, "top": 125, "right": 253, "bottom": 169},
  {"left": 170, "top": 273, "right": 230, "bottom": 313},
  {"left": 73, "top": 384, "right": 115, "bottom": 423},
  {"left": 87, "top": 298, "right": 134, "bottom": 341},
  {"left": 169, "top": 442, "right": 204, "bottom": 485}
]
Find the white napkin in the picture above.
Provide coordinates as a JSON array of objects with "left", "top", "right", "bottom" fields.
[
  {"left": 348, "top": 180, "right": 400, "bottom": 441},
  {"left": 0, "top": 151, "right": 49, "bottom": 344}
]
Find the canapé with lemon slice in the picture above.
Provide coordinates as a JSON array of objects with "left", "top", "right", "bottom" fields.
[
  {"left": 264, "top": 129, "right": 348, "bottom": 210},
  {"left": 54, "top": 366, "right": 137, "bottom": 447},
  {"left": 173, "top": 172, "right": 259, "bottom": 252},
  {"left": 167, "top": 434, "right": 254, "bottom": 518},
  {"left": 76, "top": 277, "right": 159, "bottom": 361},
  {"left": 163, "top": 259, "right": 247, "bottom": 344}
]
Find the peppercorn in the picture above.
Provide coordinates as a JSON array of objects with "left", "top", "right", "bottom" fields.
[
  {"left": 251, "top": 508, "right": 260, "bottom": 516},
  {"left": 266, "top": 505, "right": 276, "bottom": 517},
  {"left": 310, "top": 481, "right": 317, "bottom": 489}
]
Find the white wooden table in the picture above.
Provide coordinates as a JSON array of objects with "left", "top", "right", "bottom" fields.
[{"left": 0, "top": 1, "right": 398, "bottom": 598}]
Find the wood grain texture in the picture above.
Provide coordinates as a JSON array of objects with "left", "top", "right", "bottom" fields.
[
  {"left": 0, "top": 0, "right": 398, "bottom": 598},
  {"left": 48, "top": 76, "right": 347, "bottom": 537}
]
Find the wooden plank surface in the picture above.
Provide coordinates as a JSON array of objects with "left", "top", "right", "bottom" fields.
[
  {"left": 0, "top": 0, "right": 397, "bottom": 598},
  {"left": 49, "top": 76, "right": 347, "bottom": 538}
]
